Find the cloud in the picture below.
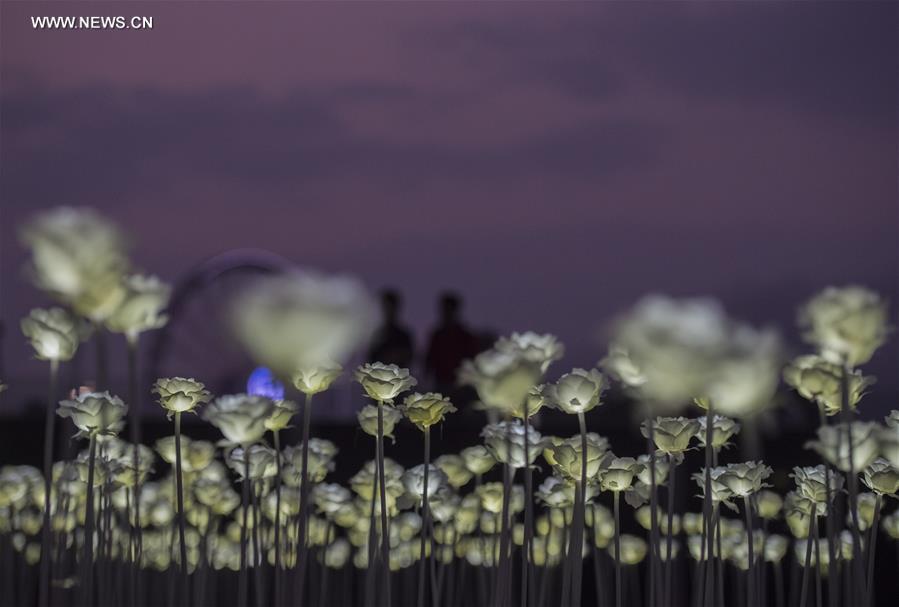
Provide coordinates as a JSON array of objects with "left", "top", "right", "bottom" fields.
[
  {"left": 420, "top": 2, "right": 897, "bottom": 124},
  {"left": 0, "top": 78, "right": 664, "bottom": 208}
]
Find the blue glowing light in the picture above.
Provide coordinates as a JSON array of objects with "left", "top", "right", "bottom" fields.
[{"left": 246, "top": 366, "right": 285, "bottom": 400}]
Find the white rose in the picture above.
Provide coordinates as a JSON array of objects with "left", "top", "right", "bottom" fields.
[
  {"left": 57, "top": 391, "right": 128, "bottom": 437},
  {"left": 105, "top": 274, "right": 171, "bottom": 340},
  {"left": 799, "top": 286, "right": 890, "bottom": 367},
  {"left": 19, "top": 207, "right": 129, "bottom": 319},
  {"left": 546, "top": 368, "right": 607, "bottom": 415},
  {"left": 21, "top": 307, "right": 82, "bottom": 362},
  {"left": 201, "top": 394, "right": 274, "bottom": 445},
  {"left": 354, "top": 362, "right": 417, "bottom": 403},
  {"left": 230, "top": 271, "right": 377, "bottom": 375}
]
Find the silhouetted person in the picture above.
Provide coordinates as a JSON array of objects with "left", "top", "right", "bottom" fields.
[
  {"left": 425, "top": 292, "right": 479, "bottom": 395},
  {"left": 367, "top": 289, "right": 415, "bottom": 368}
]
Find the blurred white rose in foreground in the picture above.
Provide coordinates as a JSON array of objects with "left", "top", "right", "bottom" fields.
[
  {"left": 230, "top": 270, "right": 377, "bottom": 376},
  {"left": 799, "top": 285, "right": 890, "bottom": 367},
  {"left": 459, "top": 346, "right": 543, "bottom": 414},
  {"left": 105, "top": 274, "right": 171, "bottom": 340},
  {"left": 20, "top": 207, "right": 130, "bottom": 321},
  {"left": 605, "top": 296, "right": 778, "bottom": 415},
  {"left": 21, "top": 307, "right": 82, "bottom": 362}
]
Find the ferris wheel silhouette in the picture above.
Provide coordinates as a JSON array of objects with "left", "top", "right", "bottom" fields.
[
  {"left": 144, "top": 248, "right": 361, "bottom": 421},
  {"left": 145, "top": 248, "right": 294, "bottom": 395}
]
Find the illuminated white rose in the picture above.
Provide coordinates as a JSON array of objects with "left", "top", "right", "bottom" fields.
[
  {"left": 349, "top": 459, "right": 404, "bottom": 504},
  {"left": 641, "top": 417, "right": 700, "bottom": 454},
  {"left": 790, "top": 465, "right": 844, "bottom": 505},
  {"left": 57, "top": 390, "right": 128, "bottom": 437},
  {"left": 355, "top": 362, "right": 417, "bottom": 403},
  {"left": 152, "top": 377, "right": 211, "bottom": 417},
  {"left": 704, "top": 326, "right": 782, "bottom": 418},
  {"left": 283, "top": 439, "right": 338, "bottom": 484},
  {"left": 696, "top": 415, "right": 741, "bottom": 450},
  {"left": 636, "top": 452, "right": 671, "bottom": 486},
  {"left": 635, "top": 506, "right": 680, "bottom": 535},
  {"left": 460, "top": 445, "right": 496, "bottom": 476},
  {"left": 19, "top": 207, "right": 129, "bottom": 319},
  {"left": 230, "top": 270, "right": 377, "bottom": 375},
  {"left": 495, "top": 332, "right": 565, "bottom": 373},
  {"left": 784, "top": 354, "right": 872, "bottom": 416},
  {"left": 756, "top": 490, "right": 784, "bottom": 520},
  {"left": 434, "top": 454, "right": 473, "bottom": 489},
  {"left": 401, "top": 392, "right": 456, "bottom": 430},
  {"left": 598, "top": 456, "right": 643, "bottom": 493},
  {"left": 535, "top": 475, "right": 578, "bottom": 509},
  {"left": 112, "top": 443, "right": 155, "bottom": 487},
  {"left": 265, "top": 399, "right": 299, "bottom": 431},
  {"left": 226, "top": 445, "right": 277, "bottom": 480},
  {"left": 291, "top": 361, "right": 342, "bottom": 396},
  {"left": 357, "top": 403, "right": 403, "bottom": 440},
  {"left": 459, "top": 348, "right": 543, "bottom": 413},
  {"left": 323, "top": 538, "right": 351, "bottom": 569},
  {"left": 21, "top": 307, "right": 81, "bottom": 362},
  {"left": 607, "top": 296, "right": 736, "bottom": 411},
  {"left": 546, "top": 368, "right": 607, "bottom": 415},
  {"left": 799, "top": 286, "right": 890, "bottom": 367},
  {"left": 313, "top": 483, "right": 352, "bottom": 516},
  {"left": 806, "top": 422, "right": 879, "bottom": 473},
  {"left": 475, "top": 482, "right": 506, "bottom": 514},
  {"left": 105, "top": 274, "right": 170, "bottom": 340},
  {"left": 401, "top": 464, "right": 449, "bottom": 500},
  {"left": 599, "top": 346, "right": 646, "bottom": 390},
  {"left": 481, "top": 420, "right": 543, "bottom": 469},
  {"left": 545, "top": 434, "right": 609, "bottom": 481},
  {"left": 693, "top": 467, "right": 735, "bottom": 509},
  {"left": 763, "top": 534, "right": 789, "bottom": 563},
  {"left": 607, "top": 534, "right": 647, "bottom": 565},
  {"left": 861, "top": 458, "right": 899, "bottom": 496},
  {"left": 201, "top": 394, "right": 274, "bottom": 445},
  {"left": 717, "top": 461, "right": 772, "bottom": 497}
]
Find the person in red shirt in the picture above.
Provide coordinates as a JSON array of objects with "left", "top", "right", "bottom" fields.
[{"left": 424, "top": 291, "right": 480, "bottom": 396}]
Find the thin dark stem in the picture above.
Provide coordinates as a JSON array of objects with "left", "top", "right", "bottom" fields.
[
  {"left": 865, "top": 494, "right": 881, "bottom": 605},
  {"left": 496, "top": 459, "right": 513, "bottom": 607},
  {"left": 296, "top": 393, "right": 314, "bottom": 603},
  {"left": 418, "top": 427, "right": 431, "bottom": 607},
  {"left": 715, "top": 512, "right": 724, "bottom": 607},
  {"left": 571, "top": 411, "right": 588, "bottom": 607},
  {"left": 647, "top": 419, "right": 659, "bottom": 607},
  {"left": 560, "top": 505, "right": 572, "bottom": 607},
  {"left": 774, "top": 561, "right": 784, "bottom": 607},
  {"left": 665, "top": 452, "right": 675, "bottom": 602},
  {"left": 376, "top": 401, "right": 392, "bottom": 606},
  {"left": 813, "top": 514, "right": 822, "bottom": 607},
  {"left": 82, "top": 433, "right": 98, "bottom": 606},
  {"left": 38, "top": 359, "right": 58, "bottom": 607},
  {"left": 251, "top": 482, "right": 265, "bottom": 607},
  {"left": 521, "top": 402, "right": 533, "bottom": 607},
  {"left": 702, "top": 408, "right": 715, "bottom": 607},
  {"left": 744, "top": 495, "right": 755, "bottom": 607},
  {"left": 840, "top": 361, "right": 864, "bottom": 603},
  {"left": 613, "top": 491, "right": 622, "bottom": 607},
  {"left": 239, "top": 447, "right": 250, "bottom": 607},
  {"left": 799, "top": 504, "right": 817, "bottom": 607},
  {"left": 273, "top": 430, "right": 282, "bottom": 607},
  {"left": 364, "top": 469, "right": 378, "bottom": 607},
  {"left": 174, "top": 412, "right": 188, "bottom": 588},
  {"left": 127, "top": 336, "right": 143, "bottom": 607}
]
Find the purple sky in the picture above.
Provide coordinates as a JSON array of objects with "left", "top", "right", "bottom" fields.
[{"left": 2, "top": 1, "right": 897, "bottom": 413}]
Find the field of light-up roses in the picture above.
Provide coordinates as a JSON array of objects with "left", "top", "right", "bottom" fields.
[{"left": 1, "top": 206, "right": 898, "bottom": 607}]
